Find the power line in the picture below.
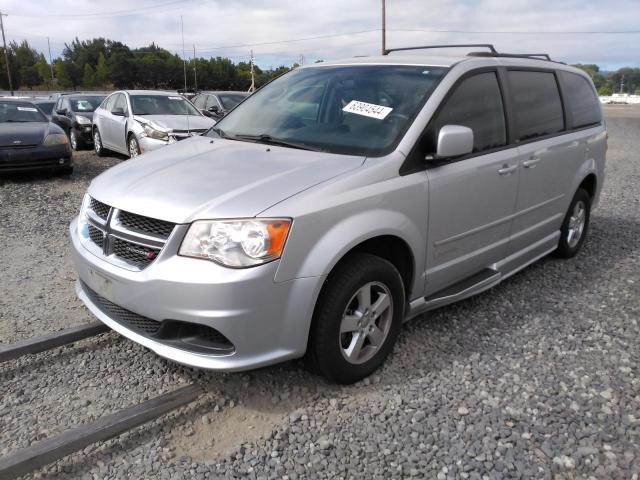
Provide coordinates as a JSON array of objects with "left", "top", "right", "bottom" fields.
[
  {"left": 191, "top": 29, "right": 380, "bottom": 51},
  {"left": 6, "top": 0, "right": 200, "bottom": 19},
  {"left": 390, "top": 28, "right": 640, "bottom": 35}
]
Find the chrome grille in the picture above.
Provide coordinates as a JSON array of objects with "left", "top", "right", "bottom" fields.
[
  {"left": 118, "top": 211, "right": 175, "bottom": 239},
  {"left": 112, "top": 237, "right": 160, "bottom": 267},
  {"left": 84, "top": 197, "right": 174, "bottom": 270},
  {"left": 88, "top": 224, "right": 105, "bottom": 249},
  {"left": 89, "top": 198, "right": 110, "bottom": 220}
]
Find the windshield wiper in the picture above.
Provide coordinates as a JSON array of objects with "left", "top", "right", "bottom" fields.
[
  {"left": 233, "top": 133, "right": 323, "bottom": 152},
  {"left": 210, "top": 126, "right": 229, "bottom": 139}
]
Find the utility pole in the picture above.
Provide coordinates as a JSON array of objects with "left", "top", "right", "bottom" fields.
[
  {"left": 193, "top": 44, "right": 197, "bottom": 92},
  {"left": 620, "top": 74, "right": 625, "bottom": 94},
  {"left": 0, "top": 11, "right": 13, "bottom": 95},
  {"left": 381, "top": 0, "right": 386, "bottom": 55},
  {"left": 248, "top": 50, "right": 255, "bottom": 93},
  {"left": 180, "top": 16, "right": 187, "bottom": 92},
  {"left": 47, "top": 37, "right": 55, "bottom": 88}
]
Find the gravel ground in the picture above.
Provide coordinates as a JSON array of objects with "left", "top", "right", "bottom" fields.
[{"left": 1, "top": 106, "right": 639, "bottom": 479}]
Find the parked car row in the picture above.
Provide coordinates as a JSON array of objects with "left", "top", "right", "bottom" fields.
[{"left": 0, "top": 88, "right": 247, "bottom": 174}]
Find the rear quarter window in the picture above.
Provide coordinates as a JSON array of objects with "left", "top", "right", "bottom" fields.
[
  {"left": 560, "top": 71, "right": 602, "bottom": 128},
  {"left": 508, "top": 71, "right": 565, "bottom": 141}
]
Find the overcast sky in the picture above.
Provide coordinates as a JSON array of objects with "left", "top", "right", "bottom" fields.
[{"left": 2, "top": 0, "right": 639, "bottom": 70}]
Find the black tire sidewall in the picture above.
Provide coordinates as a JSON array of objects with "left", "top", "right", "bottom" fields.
[
  {"left": 70, "top": 129, "right": 82, "bottom": 151},
  {"left": 556, "top": 188, "right": 591, "bottom": 258},
  {"left": 94, "top": 129, "right": 104, "bottom": 156},
  {"left": 128, "top": 135, "right": 140, "bottom": 158},
  {"left": 308, "top": 253, "right": 405, "bottom": 384}
]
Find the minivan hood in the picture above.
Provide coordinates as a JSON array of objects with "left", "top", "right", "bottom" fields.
[
  {"left": 134, "top": 114, "right": 215, "bottom": 131},
  {"left": 89, "top": 135, "right": 364, "bottom": 223}
]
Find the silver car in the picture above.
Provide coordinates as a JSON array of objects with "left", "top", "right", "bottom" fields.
[
  {"left": 92, "top": 90, "right": 216, "bottom": 158},
  {"left": 70, "top": 45, "right": 606, "bottom": 383}
]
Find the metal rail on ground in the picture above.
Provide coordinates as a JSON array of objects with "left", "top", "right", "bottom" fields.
[
  {"left": 0, "top": 384, "right": 204, "bottom": 479},
  {"left": 0, "top": 322, "right": 110, "bottom": 363}
]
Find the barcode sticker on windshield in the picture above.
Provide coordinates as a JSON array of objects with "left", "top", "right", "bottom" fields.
[
  {"left": 342, "top": 100, "right": 393, "bottom": 120},
  {"left": 168, "top": 96, "right": 183, "bottom": 100},
  {"left": 17, "top": 106, "right": 38, "bottom": 112}
]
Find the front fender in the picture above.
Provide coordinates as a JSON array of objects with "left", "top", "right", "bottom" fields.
[{"left": 275, "top": 208, "right": 425, "bottom": 298}]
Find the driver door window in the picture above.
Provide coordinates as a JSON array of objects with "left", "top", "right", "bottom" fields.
[{"left": 429, "top": 72, "right": 507, "bottom": 155}]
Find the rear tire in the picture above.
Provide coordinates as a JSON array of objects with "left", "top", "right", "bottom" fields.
[
  {"left": 306, "top": 253, "right": 405, "bottom": 384},
  {"left": 555, "top": 188, "right": 591, "bottom": 258},
  {"left": 93, "top": 128, "right": 106, "bottom": 157}
]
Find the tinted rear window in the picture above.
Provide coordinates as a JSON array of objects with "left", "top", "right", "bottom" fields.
[
  {"left": 560, "top": 71, "right": 602, "bottom": 128},
  {"left": 508, "top": 71, "right": 565, "bottom": 141}
]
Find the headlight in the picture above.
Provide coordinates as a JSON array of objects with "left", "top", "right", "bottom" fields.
[
  {"left": 76, "top": 116, "right": 91, "bottom": 125},
  {"left": 179, "top": 218, "right": 292, "bottom": 267},
  {"left": 43, "top": 133, "right": 69, "bottom": 146},
  {"left": 143, "top": 124, "right": 169, "bottom": 141},
  {"left": 77, "top": 193, "right": 90, "bottom": 236}
]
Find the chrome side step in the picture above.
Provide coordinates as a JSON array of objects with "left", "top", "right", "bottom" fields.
[{"left": 405, "top": 268, "right": 501, "bottom": 321}]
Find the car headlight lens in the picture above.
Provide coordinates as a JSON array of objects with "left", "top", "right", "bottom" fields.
[
  {"left": 143, "top": 124, "right": 169, "bottom": 141},
  {"left": 43, "top": 133, "right": 69, "bottom": 146},
  {"left": 76, "top": 116, "right": 91, "bottom": 125},
  {"left": 77, "top": 193, "right": 90, "bottom": 236},
  {"left": 179, "top": 219, "right": 292, "bottom": 267}
]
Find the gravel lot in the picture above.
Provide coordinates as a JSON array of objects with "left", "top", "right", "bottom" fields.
[{"left": 1, "top": 105, "right": 639, "bottom": 479}]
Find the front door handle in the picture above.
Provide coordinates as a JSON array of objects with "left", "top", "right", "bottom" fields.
[
  {"left": 523, "top": 158, "right": 540, "bottom": 169},
  {"left": 498, "top": 164, "right": 518, "bottom": 176}
]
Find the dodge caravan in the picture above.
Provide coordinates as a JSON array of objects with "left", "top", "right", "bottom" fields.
[{"left": 70, "top": 45, "right": 606, "bottom": 383}]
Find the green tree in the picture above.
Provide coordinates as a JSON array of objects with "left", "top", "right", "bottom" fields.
[
  {"left": 597, "top": 85, "right": 612, "bottom": 96},
  {"left": 82, "top": 63, "right": 95, "bottom": 87},
  {"left": 94, "top": 52, "right": 109, "bottom": 86}
]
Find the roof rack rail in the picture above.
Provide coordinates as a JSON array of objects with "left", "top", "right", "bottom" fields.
[
  {"left": 383, "top": 44, "right": 497, "bottom": 55},
  {"left": 383, "top": 44, "right": 558, "bottom": 63},
  {"left": 467, "top": 51, "right": 552, "bottom": 61}
]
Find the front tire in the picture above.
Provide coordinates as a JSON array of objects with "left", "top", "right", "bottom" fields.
[
  {"left": 93, "top": 128, "right": 106, "bottom": 157},
  {"left": 556, "top": 188, "right": 591, "bottom": 258},
  {"left": 69, "top": 128, "right": 82, "bottom": 151},
  {"left": 307, "top": 253, "right": 405, "bottom": 384},
  {"left": 128, "top": 134, "right": 141, "bottom": 158}
]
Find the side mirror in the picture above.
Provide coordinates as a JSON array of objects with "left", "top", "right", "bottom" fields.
[
  {"left": 112, "top": 108, "right": 126, "bottom": 117},
  {"left": 434, "top": 125, "right": 474, "bottom": 159},
  {"left": 56, "top": 108, "right": 67, "bottom": 115},
  {"left": 208, "top": 105, "right": 221, "bottom": 114}
]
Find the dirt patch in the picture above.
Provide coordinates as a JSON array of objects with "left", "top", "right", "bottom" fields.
[{"left": 170, "top": 393, "right": 295, "bottom": 460}]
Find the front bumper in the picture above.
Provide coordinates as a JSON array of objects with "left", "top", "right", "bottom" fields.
[
  {"left": 69, "top": 217, "right": 323, "bottom": 371},
  {"left": 0, "top": 144, "right": 72, "bottom": 173},
  {"left": 74, "top": 125, "right": 94, "bottom": 144}
]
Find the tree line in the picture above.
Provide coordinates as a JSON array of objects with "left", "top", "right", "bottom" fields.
[
  {"left": 573, "top": 64, "right": 640, "bottom": 96},
  {"left": 0, "top": 38, "right": 638, "bottom": 95},
  {"left": 0, "top": 38, "right": 292, "bottom": 91}
]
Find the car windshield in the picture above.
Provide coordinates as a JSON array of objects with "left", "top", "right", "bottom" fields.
[
  {"left": 130, "top": 95, "right": 201, "bottom": 116},
  {"left": 218, "top": 93, "right": 247, "bottom": 110},
  {"left": 35, "top": 101, "right": 55, "bottom": 115},
  {"left": 209, "top": 65, "right": 448, "bottom": 156},
  {"left": 70, "top": 96, "right": 105, "bottom": 112},
  {"left": 0, "top": 101, "right": 47, "bottom": 123}
]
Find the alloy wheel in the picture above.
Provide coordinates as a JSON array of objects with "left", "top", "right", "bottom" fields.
[
  {"left": 339, "top": 281, "right": 393, "bottom": 365},
  {"left": 567, "top": 200, "right": 586, "bottom": 248}
]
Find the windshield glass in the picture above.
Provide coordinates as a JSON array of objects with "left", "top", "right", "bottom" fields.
[
  {"left": 70, "top": 96, "right": 105, "bottom": 112},
  {"left": 218, "top": 93, "right": 246, "bottom": 110},
  {"left": 35, "top": 102, "right": 55, "bottom": 115},
  {"left": 209, "top": 65, "right": 447, "bottom": 155},
  {"left": 131, "top": 95, "right": 201, "bottom": 116},
  {"left": 0, "top": 101, "right": 47, "bottom": 123}
]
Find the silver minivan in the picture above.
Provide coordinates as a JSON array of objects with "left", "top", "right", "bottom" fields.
[
  {"left": 70, "top": 45, "right": 606, "bottom": 383},
  {"left": 92, "top": 90, "right": 215, "bottom": 158}
]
